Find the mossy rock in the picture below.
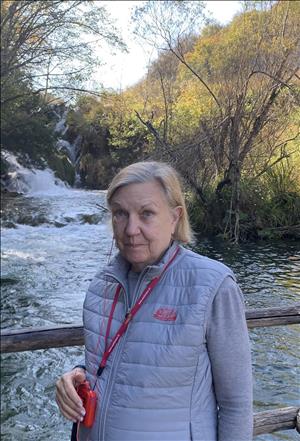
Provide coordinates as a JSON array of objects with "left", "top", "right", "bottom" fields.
[{"left": 48, "top": 152, "right": 75, "bottom": 186}]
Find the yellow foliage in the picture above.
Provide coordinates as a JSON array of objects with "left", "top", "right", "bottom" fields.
[{"left": 73, "top": 1, "right": 299, "bottom": 179}]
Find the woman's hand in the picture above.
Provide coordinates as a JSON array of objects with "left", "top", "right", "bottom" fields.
[{"left": 56, "top": 367, "right": 87, "bottom": 423}]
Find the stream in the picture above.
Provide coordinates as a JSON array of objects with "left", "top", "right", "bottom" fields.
[{"left": 1, "top": 182, "right": 299, "bottom": 441}]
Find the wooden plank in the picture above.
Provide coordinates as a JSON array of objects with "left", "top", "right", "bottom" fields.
[
  {"left": 0, "top": 325, "right": 84, "bottom": 353},
  {"left": 246, "top": 305, "right": 300, "bottom": 319},
  {"left": 1, "top": 304, "right": 299, "bottom": 353},
  {"left": 253, "top": 406, "right": 299, "bottom": 435},
  {"left": 246, "top": 304, "right": 300, "bottom": 328},
  {"left": 247, "top": 315, "right": 300, "bottom": 328}
]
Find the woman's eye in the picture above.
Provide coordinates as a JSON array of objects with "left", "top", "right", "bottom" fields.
[
  {"left": 141, "top": 210, "right": 154, "bottom": 218},
  {"left": 113, "top": 210, "right": 127, "bottom": 219}
]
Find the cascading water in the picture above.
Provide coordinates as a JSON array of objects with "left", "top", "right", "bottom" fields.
[
  {"left": 1, "top": 151, "right": 68, "bottom": 196},
  {"left": 56, "top": 135, "right": 82, "bottom": 186},
  {"left": 1, "top": 103, "right": 83, "bottom": 195},
  {"left": 53, "top": 107, "right": 69, "bottom": 136},
  {"left": 53, "top": 105, "right": 82, "bottom": 186},
  {"left": 1, "top": 185, "right": 113, "bottom": 440}
]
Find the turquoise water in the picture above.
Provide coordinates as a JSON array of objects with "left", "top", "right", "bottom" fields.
[{"left": 1, "top": 189, "right": 299, "bottom": 440}]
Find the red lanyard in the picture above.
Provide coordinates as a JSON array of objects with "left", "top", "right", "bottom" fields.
[{"left": 96, "top": 246, "right": 180, "bottom": 376}]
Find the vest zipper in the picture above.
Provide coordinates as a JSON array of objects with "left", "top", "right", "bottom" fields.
[
  {"left": 98, "top": 276, "right": 129, "bottom": 441},
  {"left": 189, "top": 422, "right": 193, "bottom": 440},
  {"left": 130, "top": 267, "right": 149, "bottom": 307},
  {"left": 99, "top": 326, "right": 128, "bottom": 440},
  {"left": 98, "top": 269, "right": 150, "bottom": 440}
]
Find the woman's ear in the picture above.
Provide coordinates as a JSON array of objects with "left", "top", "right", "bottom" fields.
[{"left": 172, "top": 206, "right": 182, "bottom": 229}]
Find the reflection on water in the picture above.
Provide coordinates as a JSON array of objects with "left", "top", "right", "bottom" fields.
[
  {"left": 192, "top": 238, "right": 300, "bottom": 308},
  {"left": 1, "top": 193, "right": 300, "bottom": 440}
]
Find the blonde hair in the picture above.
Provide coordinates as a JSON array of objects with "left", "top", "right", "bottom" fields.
[{"left": 107, "top": 161, "right": 193, "bottom": 244}]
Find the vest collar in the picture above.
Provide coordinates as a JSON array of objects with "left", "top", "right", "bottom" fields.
[{"left": 105, "top": 241, "right": 181, "bottom": 285}]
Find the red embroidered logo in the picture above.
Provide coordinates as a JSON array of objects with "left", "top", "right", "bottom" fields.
[{"left": 153, "top": 308, "right": 177, "bottom": 321}]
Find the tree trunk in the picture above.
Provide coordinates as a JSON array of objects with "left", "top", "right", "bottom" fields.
[{"left": 222, "top": 160, "right": 241, "bottom": 243}]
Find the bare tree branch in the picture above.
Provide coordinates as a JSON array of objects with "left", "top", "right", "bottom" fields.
[{"left": 135, "top": 110, "right": 207, "bottom": 205}]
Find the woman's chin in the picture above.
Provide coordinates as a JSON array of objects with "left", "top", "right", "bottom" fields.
[{"left": 123, "top": 250, "right": 152, "bottom": 272}]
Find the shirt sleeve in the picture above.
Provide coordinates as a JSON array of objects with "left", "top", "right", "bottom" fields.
[{"left": 206, "top": 276, "right": 253, "bottom": 441}]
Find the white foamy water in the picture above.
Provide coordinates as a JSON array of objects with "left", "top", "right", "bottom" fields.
[
  {"left": 2, "top": 249, "right": 46, "bottom": 262},
  {"left": 54, "top": 109, "right": 68, "bottom": 135},
  {"left": 2, "top": 104, "right": 83, "bottom": 197},
  {"left": 54, "top": 105, "right": 82, "bottom": 171},
  {"left": 2, "top": 151, "right": 69, "bottom": 196},
  {"left": 26, "top": 169, "right": 69, "bottom": 196}
]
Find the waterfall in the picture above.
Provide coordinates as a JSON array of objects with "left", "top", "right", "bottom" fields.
[
  {"left": 54, "top": 108, "right": 69, "bottom": 135},
  {"left": 53, "top": 104, "right": 82, "bottom": 186},
  {"left": 56, "top": 139, "right": 76, "bottom": 163},
  {"left": 56, "top": 135, "right": 82, "bottom": 168},
  {"left": 1, "top": 151, "right": 68, "bottom": 196},
  {"left": 1, "top": 103, "right": 83, "bottom": 194}
]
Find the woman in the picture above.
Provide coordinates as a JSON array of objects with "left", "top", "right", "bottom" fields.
[{"left": 56, "top": 161, "right": 253, "bottom": 441}]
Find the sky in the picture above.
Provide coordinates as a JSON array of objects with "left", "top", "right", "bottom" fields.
[{"left": 94, "top": 1, "right": 243, "bottom": 91}]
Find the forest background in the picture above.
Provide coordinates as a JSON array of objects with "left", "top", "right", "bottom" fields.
[{"left": 1, "top": 0, "right": 299, "bottom": 243}]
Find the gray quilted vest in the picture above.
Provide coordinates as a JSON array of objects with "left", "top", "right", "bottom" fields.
[{"left": 79, "top": 242, "right": 235, "bottom": 441}]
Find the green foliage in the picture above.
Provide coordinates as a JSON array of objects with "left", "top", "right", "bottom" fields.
[
  {"left": 188, "top": 162, "right": 300, "bottom": 241},
  {"left": 65, "top": 94, "right": 150, "bottom": 188},
  {"left": 264, "top": 158, "right": 300, "bottom": 197},
  {"left": 258, "top": 159, "right": 300, "bottom": 235},
  {"left": 234, "top": 158, "right": 300, "bottom": 240},
  {"left": 130, "top": 0, "right": 299, "bottom": 241},
  {"left": 1, "top": 79, "right": 56, "bottom": 166}
]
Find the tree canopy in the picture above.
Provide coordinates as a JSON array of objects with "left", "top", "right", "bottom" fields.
[
  {"left": 1, "top": 0, "right": 126, "bottom": 105},
  {"left": 128, "top": 0, "right": 300, "bottom": 241},
  {"left": 1, "top": 0, "right": 126, "bottom": 168}
]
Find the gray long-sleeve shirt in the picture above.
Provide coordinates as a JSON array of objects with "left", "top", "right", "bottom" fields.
[{"left": 207, "top": 277, "right": 253, "bottom": 440}]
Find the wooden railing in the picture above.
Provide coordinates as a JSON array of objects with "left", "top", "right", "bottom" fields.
[
  {"left": 1, "top": 305, "right": 299, "bottom": 354},
  {"left": 1, "top": 304, "right": 300, "bottom": 436},
  {"left": 254, "top": 406, "right": 299, "bottom": 435}
]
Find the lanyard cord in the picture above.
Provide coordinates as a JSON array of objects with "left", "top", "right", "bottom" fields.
[{"left": 95, "top": 246, "right": 180, "bottom": 378}]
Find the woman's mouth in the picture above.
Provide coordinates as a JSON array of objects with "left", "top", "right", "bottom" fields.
[{"left": 125, "top": 244, "right": 146, "bottom": 248}]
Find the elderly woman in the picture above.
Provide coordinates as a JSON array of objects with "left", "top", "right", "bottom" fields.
[{"left": 56, "top": 161, "right": 253, "bottom": 441}]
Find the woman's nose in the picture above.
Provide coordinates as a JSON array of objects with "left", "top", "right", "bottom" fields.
[{"left": 125, "top": 214, "right": 140, "bottom": 236}]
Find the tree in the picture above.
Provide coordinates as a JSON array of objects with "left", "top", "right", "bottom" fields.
[
  {"left": 133, "top": 0, "right": 300, "bottom": 242},
  {"left": 1, "top": 0, "right": 126, "bottom": 105},
  {"left": 1, "top": 0, "right": 127, "bottom": 174},
  {"left": 64, "top": 93, "right": 150, "bottom": 188}
]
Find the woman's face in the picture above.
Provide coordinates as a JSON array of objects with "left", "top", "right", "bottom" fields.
[{"left": 110, "top": 180, "right": 181, "bottom": 272}]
